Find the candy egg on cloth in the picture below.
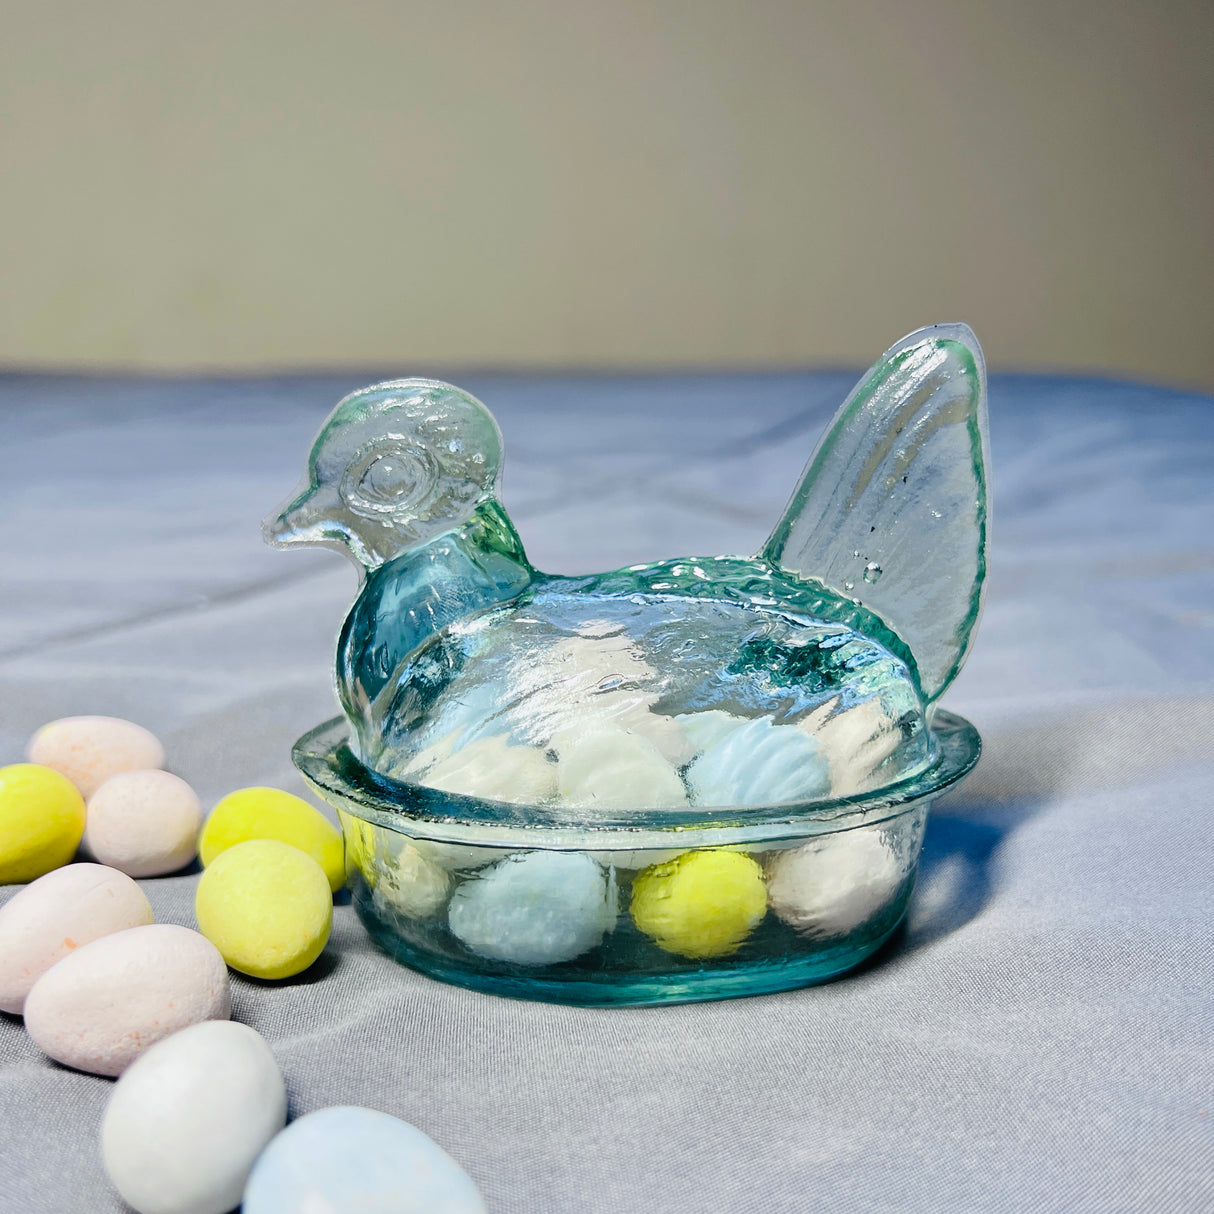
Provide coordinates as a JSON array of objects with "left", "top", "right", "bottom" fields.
[
  {"left": 24, "top": 923, "right": 229, "bottom": 1076},
  {"left": 195, "top": 839, "right": 332, "bottom": 979},
  {"left": 685, "top": 716, "right": 830, "bottom": 806},
  {"left": 27, "top": 716, "right": 164, "bottom": 799},
  {"left": 102, "top": 1020, "right": 287, "bottom": 1214},
  {"left": 765, "top": 826, "right": 904, "bottom": 937},
  {"left": 448, "top": 851, "right": 617, "bottom": 966},
  {"left": 0, "top": 863, "right": 153, "bottom": 1013},
  {"left": 630, "top": 849, "right": 767, "bottom": 958},
  {"left": 84, "top": 770, "right": 203, "bottom": 878},
  {"left": 199, "top": 786, "right": 344, "bottom": 892},
  {"left": 0, "top": 763, "right": 86, "bottom": 884},
  {"left": 242, "top": 1106, "right": 486, "bottom": 1214}
]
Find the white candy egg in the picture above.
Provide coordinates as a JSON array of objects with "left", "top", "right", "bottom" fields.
[
  {"left": 765, "top": 827, "right": 904, "bottom": 937},
  {"left": 422, "top": 734, "right": 558, "bottom": 804},
  {"left": 554, "top": 723, "right": 687, "bottom": 810},
  {"left": 102, "top": 1020, "right": 287, "bottom": 1214}
]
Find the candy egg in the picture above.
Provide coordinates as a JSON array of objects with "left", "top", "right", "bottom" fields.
[
  {"left": 102, "top": 1020, "right": 287, "bottom": 1214},
  {"left": 0, "top": 763, "right": 87, "bottom": 885},
  {"left": 630, "top": 849, "right": 767, "bottom": 958},
  {"left": 27, "top": 716, "right": 165, "bottom": 799},
  {"left": 804, "top": 697, "right": 903, "bottom": 796},
  {"left": 373, "top": 840, "right": 452, "bottom": 921},
  {"left": 85, "top": 770, "right": 203, "bottom": 878},
  {"left": 199, "top": 787, "right": 344, "bottom": 892},
  {"left": 195, "top": 839, "right": 332, "bottom": 979},
  {"left": 24, "top": 923, "right": 230, "bottom": 1076},
  {"left": 242, "top": 1106, "right": 487, "bottom": 1214},
  {"left": 0, "top": 862, "right": 153, "bottom": 1013},
  {"left": 420, "top": 735, "right": 558, "bottom": 804},
  {"left": 674, "top": 709, "right": 747, "bottom": 752},
  {"left": 448, "top": 851, "right": 617, "bottom": 966},
  {"left": 685, "top": 716, "right": 830, "bottom": 806},
  {"left": 554, "top": 723, "right": 687, "bottom": 810},
  {"left": 765, "top": 827, "right": 904, "bottom": 937}
]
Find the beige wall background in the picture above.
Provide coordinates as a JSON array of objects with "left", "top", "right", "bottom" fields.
[{"left": 2, "top": 1, "right": 1212, "bottom": 384}]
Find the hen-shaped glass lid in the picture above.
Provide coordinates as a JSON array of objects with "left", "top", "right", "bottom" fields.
[{"left": 265, "top": 324, "right": 988, "bottom": 813}]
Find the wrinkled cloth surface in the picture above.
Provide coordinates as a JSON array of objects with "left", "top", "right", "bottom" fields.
[{"left": 0, "top": 370, "right": 1210, "bottom": 1214}]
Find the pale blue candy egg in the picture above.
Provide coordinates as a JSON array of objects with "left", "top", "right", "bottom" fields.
[
  {"left": 243, "top": 1106, "right": 485, "bottom": 1214},
  {"left": 686, "top": 716, "right": 830, "bottom": 805},
  {"left": 448, "top": 850, "right": 617, "bottom": 966}
]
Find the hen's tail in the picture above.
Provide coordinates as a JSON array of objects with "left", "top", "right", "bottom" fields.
[{"left": 762, "top": 324, "right": 990, "bottom": 704}]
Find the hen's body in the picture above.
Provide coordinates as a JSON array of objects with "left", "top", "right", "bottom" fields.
[
  {"left": 339, "top": 502, "right": 931, "bottom": 805},
  {"left": 268, "top": 325, "right": 989, "bottom": 809}
]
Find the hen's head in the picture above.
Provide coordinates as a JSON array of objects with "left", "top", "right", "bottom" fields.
[{"left": 264, "top": 379, "right": 503, "bottom": 570}]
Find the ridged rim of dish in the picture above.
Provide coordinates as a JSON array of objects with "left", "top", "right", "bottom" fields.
[{"left": 292, "top": 710, "right": 981, "bottom": 851}]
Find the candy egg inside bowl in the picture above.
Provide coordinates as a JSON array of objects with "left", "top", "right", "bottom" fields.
[{"left": 293, "top": 710, "right": 979, "bottom": 1006}]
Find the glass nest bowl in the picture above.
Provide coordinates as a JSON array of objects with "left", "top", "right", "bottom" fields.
[
  {"left": 295, "top": 711, "right": 979, "bottom": 1005},
  {"left": 269, "top": 323, "right": 990, "bottom": 1005}
]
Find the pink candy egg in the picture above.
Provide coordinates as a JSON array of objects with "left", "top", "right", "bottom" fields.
[
  {"left": 85, "top": 771, "right": 203, "bottom": 878},
  {"left": 0, "top": 863, "right": 154, "bottom": 1014},
  {"left": 27, "top": 716, "right": 165, "bottom": 799},
  {"left": 24, "top": 923, "right": 230, "bottom": 1076}
]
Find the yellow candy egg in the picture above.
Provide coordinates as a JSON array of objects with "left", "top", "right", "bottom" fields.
[
  {"left": 195, "top": 840, "right": 332, "bottom": 979},
  {"left": 0, "top": 764, "right": 87, "bottom": 885},
  {"left": 199, "top": 787, "right": 344, "bottom": 892},
  {"left": 630, "top": 849, "right": 767, "bottom": 958}
]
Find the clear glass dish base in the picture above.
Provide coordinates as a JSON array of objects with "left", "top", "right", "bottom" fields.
[
  {"left": 294, "top": 711, "right": 980, "bottom": 1007},
  {"left": 355, "top": 877, "right": 912, "bottom": 1006}
]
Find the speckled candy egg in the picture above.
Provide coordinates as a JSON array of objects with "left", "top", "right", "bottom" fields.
[
  {"left": 85, "top": 771, "right": 203, "bottom": 878},
  {"left": 27, "top": 716, "right": 165, "bottom": 799},
  {"left": 0, "top": 863, "right": 153, "bottom": 1013},
  {"left": 24, "top": 923, "right": 230, "bottom": 1076},
  {"left": 0, "top": 763, "right": 87, "bottom": 885},
  {"left": 242, "top": 1106, "right": 486, "bottom": 1214},
  {"left": 102, "top": 1020, "right": 287, "bottom": 1214},
  {"left": 448, "top": 851, "right": 617, "bottom": 966}
]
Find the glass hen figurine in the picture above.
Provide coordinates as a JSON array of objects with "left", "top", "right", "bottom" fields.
[{"left": 265, "top": 324, "right": 988, "bottom": 816}]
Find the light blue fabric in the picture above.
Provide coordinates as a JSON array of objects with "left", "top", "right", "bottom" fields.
[{"left": 1, "top": 370, "right": 1211, "bottom": 1213}]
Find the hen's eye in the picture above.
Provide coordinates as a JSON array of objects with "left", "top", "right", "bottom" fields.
[
  {"left": 361, "top": 453, "right": 420, "bottom": 501},
  {"left": 342, "top": 443, "right": 437, "bottom": 517}
]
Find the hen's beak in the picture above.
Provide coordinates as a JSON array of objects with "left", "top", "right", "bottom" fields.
[{"left": 262, "top": 490, "right": 334, "bottom": 550}]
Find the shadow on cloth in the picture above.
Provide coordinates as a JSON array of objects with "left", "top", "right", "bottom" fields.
[
  {"left": 900, "top": 794, "right": 1040, "bottom": 950},
  {"left": 879, "top": 694, "right": 1214, "bottom": 960}
]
